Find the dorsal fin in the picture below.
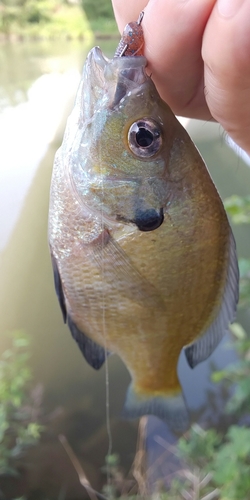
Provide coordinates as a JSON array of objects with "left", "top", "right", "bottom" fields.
[{"left": 185, "top": 230, "right": 239, "bottom": 368}]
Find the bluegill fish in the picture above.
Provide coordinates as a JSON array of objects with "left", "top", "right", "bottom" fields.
[{"left": 48, "top": 18, "right": 239, "bottom": 432}]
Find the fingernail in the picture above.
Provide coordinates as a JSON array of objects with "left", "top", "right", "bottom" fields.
[{"left": 217, "top": 0, "right": 245, "bottom": 18}]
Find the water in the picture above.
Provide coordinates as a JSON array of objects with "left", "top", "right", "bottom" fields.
[{"left": 0, "top": 39, "right": 250, "bottom": 498}]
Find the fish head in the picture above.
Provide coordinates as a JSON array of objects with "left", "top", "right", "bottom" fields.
[{"left": 65, "top": 47, "right": 188, "bottom": 232}]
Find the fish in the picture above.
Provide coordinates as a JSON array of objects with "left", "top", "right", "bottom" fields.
[{"left": 48, "top": 16, "right": 239, "bottom": 433}]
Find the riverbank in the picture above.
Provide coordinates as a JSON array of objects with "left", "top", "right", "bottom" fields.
[{"left": 0, "top": 4, "right": 119, "bottom": 42}]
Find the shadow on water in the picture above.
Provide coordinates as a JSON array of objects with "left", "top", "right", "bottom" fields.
[{"left": 0, "top": 39, "right": 250, "bottom": 498}]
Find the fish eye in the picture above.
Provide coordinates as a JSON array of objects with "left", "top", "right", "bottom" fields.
[{"left": 128, "top": 118, "right": 162, "bottom": 158}]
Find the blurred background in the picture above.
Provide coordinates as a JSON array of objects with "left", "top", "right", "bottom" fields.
[{"left": 0, "top": 2, "right": 250, "bottom": 499}]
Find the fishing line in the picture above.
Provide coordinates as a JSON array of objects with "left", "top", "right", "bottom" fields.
[
  {"left": 98, "top": 13, "right": 145, "bottom": 484},
  {"left": 99, "top": 149, "right": 113, "bottom": 487}
]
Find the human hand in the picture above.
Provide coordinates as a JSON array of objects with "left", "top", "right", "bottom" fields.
[{"left": 112, "top": 0, "right": 250, "bottom": 155}]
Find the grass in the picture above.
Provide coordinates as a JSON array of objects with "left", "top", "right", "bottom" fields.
[{"left": 59, "top": 420, "right": 221, "bottom": 500}]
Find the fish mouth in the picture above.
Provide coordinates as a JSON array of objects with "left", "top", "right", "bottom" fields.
[
  {"left": 88, "top": 46, "right": 148, "bottom": 108},
  {"left": 118, "top": 208, "right": 164, "bottom": 232}
]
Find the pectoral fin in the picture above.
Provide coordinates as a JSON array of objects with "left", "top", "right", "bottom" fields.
[
  {"left": 185, "top": 230, "right": 239, "bottom": 369},
  {"left": 87, "top": 229, "right": 165, "bottom": 310}
]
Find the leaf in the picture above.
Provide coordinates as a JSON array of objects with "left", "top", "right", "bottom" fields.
[
  {"left": 0, "top": 331, "right": 43, "bottom": 475},
  {"left": 230, "top": 323, "right": 247, "bottom": 340},
  {"left": 239, "top": 258, "right": 250, "bottom": 278},
  {"left": 177, "top": 425, "right": 221, "bottom": 467},
  {"left": 226, "top": 426, "right": 250, "bottom": 457},
  {"left": 224, "top": 195, "right": 250, "bottom": 224}
]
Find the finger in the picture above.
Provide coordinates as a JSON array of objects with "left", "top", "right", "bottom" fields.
[
  {"left": 203, "top": 0, "right": 250, "bottom": 153},
  {"left": 113, "top": 0, "right": 216, "bottom": 118},
  {"left": 142, "top": 0, "right": 216, "bottom": 116}
]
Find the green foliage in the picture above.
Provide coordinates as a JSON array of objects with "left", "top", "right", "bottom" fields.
[
  {"left": 172, "top": 303, "right": 250, "bottom": 498},
  {"left": 213, "top": 426, "right": 250, "bottom": 500},
  {"left": 238, "top": 258, "right": 250, "bottom": 308},
  {"left": 86, "top": 17, "right": 118, "bottom": 36},
  {"left": 19, "top": 0, "right": 52, "bottom": 24},
  {"left": 177, "top": 425, "right": 221, "bottom": 470},
  {"left": 224, "top": 195, "right": 250, "bottom": 224},
  {"left": 166, "top": 469, "right": 219, "bottom": 500},
  {"left": 102, "top": 453, "right": 120, "bottom": 499},
  {"left": 81, "top": 0, "right": 114, "bottom": 20},
  {"left": 0, "top": 0, "right": 93, "bottom": 39},
  {"left": 170, "top": 422, "right": 250, "bottom": 500},
  {"left": 0, "top": 0, "right": 117, "bottom": 37},
  {"left": 212, "top": 325, "right": 250, "bottom": 417},
  {"left": 224, "top": 194, "right": 250, "bottom": 308},
  {"left": 0, "top": 331, "right": 43, "bottom": 475}
]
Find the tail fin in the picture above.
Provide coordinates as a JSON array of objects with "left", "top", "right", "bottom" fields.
[{"left": 123, "top": 383, "right": 190, "bottom": 434}]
